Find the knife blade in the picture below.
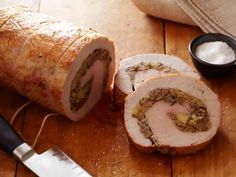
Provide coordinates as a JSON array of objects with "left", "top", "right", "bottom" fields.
[{"left": 0, "top": 115, "right": 92, "bottom": 177}]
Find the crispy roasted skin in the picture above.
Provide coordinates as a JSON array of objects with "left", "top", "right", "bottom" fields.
[
  {"left": 0, "top": 6, "right": 30, "bottom": 28},
  {"left": 0, "top": 6, "right": 109, "bottom": 116},
  {"left": 0, "top": 7, "right": 59, "bottom": 109}
]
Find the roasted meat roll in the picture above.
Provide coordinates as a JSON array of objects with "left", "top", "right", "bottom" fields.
[
  {"left": 0, "top": 6, "right": 117, "bottom": 121},
  {"left": 114, "top": 54, "right": 198, "bottom": 106},
  {"left": 124, "top": 75, "right": 221, "bottom": 155}
]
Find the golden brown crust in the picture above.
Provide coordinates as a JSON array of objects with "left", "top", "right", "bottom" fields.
[
  {"left": 0, "top": 8, "right": 58, "bottom": 109},
  {"left": 15, "top": 23, "right": 92, "bottom": 108},
  {"left": 0, "top": 7, "right": 32, "bottom": 101},
  {"left": 0, "top": 6, "right": 29, "bottom": 28},
  {"left": 0, "top": 6, "right": 115, "bottom": 119},
  {"left": 0, "top": 7, "right": 95, "bottom": 110},
  {"left": 2, "top": 12, "right": 50, "bottom": 31},
  {"left": 0, "top": 9, "right": 56, "bottom": 77}
]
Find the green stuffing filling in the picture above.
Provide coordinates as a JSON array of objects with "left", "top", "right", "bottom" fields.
[
  {"left": 70, "top": 49, "right": 111, "bottom": 112},
  {"left": 126, "top": 62, "right": 176, "bottom": 90},
  {"left": 132, "top": 88, "right": 211, "bottom": 142}
]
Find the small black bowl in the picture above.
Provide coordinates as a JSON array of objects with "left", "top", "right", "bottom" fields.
[{"left": 189, "top": 33, "right": 236, "bottom": 77}]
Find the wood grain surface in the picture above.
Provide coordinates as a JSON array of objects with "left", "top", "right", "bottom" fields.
[{"left": 0, "top": 0, "right": 235, "bottom": 177}]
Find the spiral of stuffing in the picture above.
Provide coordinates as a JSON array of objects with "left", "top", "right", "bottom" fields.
[
  {"left": 124, "top": 75, "right": 221, "bottom": 155},
  {"left": 0, "top": 6, "right": 118, "bottom": 121},
  {"left": 114, "top": 54, "right": 199, "bottom": 106}
]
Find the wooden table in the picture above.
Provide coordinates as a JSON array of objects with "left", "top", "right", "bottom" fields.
[{"left": 0, "top": 0, "right": 236, "bottom": 177}]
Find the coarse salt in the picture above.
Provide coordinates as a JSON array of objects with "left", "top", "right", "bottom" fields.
[{"left": 195, "top": 41, "right": 235, "bottom": 64}]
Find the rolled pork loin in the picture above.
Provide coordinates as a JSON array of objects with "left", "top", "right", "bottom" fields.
[
  {"left": 114, "top": 54, "right": 198, "bottom": 106},
  {"left": 124, "top": 75, "right": 221, "bottom": 155},
  {"left": 0, "top": 6, "right": 118, "bottom": 121}
]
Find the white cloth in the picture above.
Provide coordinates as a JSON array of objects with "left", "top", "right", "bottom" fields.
[
  {"left": 175, "top": 0, "right": 236, "bottom": 39},
  {"left": 132, "top": 0, "right": 236, "bottom": 39},
  {"left": 132, "top": 0, "right": 196, "bottom": 25}
]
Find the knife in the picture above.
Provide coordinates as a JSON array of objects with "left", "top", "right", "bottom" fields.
[{"left": 0, "top": 115, "right": 92, "bottom": 177}]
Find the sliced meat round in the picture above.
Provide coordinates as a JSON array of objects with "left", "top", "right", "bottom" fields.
[
  {"left": 124, "top": 74, "right": 221, "bottom": 155},
  {"left": 114, "top": 54, "right": 199, "bottom": 107}
]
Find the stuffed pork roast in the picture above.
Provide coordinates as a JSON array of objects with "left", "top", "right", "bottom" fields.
[
  {"left": 124, "top": 75, "right": 221, "bottom": 155},
  {"left": 0, "top": 6, "right": 117, "bottom": 121},
  {"left": 114, "top": 54, "right": 198, "bottom": 106}
]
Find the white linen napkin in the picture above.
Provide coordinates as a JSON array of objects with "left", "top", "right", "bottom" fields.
[
  {"left": 132, "top": 0, "right": 196, "bottom": 25},
  {"left": 132, "top": 0, "right": 236, "bottom": 39},
  {"left": 175, "top": 0, "right": 236, "bottom": 39}
]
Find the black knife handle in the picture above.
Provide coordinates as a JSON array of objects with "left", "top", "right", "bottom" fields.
[{"left": 0, "top": 115, "right": 24, "bottom": 154}]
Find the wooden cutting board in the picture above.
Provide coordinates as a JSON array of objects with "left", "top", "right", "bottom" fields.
[{"left": 0, "top": 0, "right": 236, "bottom": 177}]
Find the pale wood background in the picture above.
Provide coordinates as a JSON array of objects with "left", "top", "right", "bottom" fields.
[{"left": 0, "top": 0, "right": 236, "bottom": 177}]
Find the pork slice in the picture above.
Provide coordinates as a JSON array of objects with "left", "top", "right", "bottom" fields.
[
  {"left": 124, "top": 74, "right": 221, "bottom": 155},
  {"left": 114, "top": 54, "right": 199, "bottom": 108}
]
